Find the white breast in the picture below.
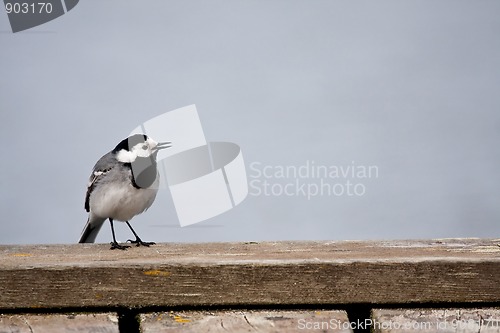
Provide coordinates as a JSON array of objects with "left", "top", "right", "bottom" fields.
[{"left": 89, "top": 177, "right": 159, "bottom": 222}]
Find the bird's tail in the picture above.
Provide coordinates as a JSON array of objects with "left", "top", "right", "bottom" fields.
[{"left": 78, "top": 215, "right": 106, "bottom": 243}]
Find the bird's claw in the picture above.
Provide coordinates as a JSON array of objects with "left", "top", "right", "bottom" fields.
[
  {"left": 110, "top": 241, "right": 130, "bottom": 250},
  {"left": 127, "top": 238, "right": 156, "bottom": 247}
]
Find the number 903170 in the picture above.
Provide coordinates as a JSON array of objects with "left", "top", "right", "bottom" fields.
[{"left": 5, "top": 2, "right": 53, "bottom": 14}]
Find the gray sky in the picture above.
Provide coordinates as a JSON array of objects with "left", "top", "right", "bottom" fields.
[{"left": 1, "top": 0, "right": 499, "bottom": 245}]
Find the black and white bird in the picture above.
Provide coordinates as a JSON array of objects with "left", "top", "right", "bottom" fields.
[{"left": 79, "top": 134, "right": 171, "bottom": 249}]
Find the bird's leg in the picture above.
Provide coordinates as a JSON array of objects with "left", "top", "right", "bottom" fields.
[
  {"left": 125, "top": 221, "right": 156, "bottom": 247},
  {"left": 109, "top": 218, "right": 130, "bottom": 250}
]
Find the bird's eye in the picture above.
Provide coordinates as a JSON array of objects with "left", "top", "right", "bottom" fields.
[{"left": 142, "top": 144, "right": 148, "bottom": 150}]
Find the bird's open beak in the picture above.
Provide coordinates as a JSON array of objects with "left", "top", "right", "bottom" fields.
[{"left": 156, "top": 141, "right": 172, "bottom": 150}]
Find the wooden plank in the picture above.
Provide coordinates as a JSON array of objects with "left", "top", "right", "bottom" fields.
[
  {"left": 0, "top": 313, "right": 119, "bottom": 333},
  {"left": 0, "top": 239, "right": 499, "bottom": 309},
  {"left": 141, "top": 310, "right": 352, "bottom": 333},
  {"left": 371, "top": 308, "right": 500, "bottom": 333}
]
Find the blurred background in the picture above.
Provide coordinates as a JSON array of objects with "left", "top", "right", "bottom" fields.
[{"left": 1, "top": 0, "right": 499, "bottom": 245}]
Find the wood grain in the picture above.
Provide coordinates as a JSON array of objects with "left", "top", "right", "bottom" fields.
[
  {"left": 141, "top": 310, "right": 352, "bottom": 333},
  {"left": 0, "top": 313, "right": 119, "bottom": 333},
  {"left": 371, "top": 308, "right": 500, "bottom": 333},
  {"left": 0, "top": 239, "right": 499, "bottom": 309}
]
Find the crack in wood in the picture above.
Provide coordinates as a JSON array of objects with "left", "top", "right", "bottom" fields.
[
  {"left": 243, "top": 314, "right": 258, "bottom": 331},
  {"left": 22, "top": 318, "right": 33, "bottom": 333}
]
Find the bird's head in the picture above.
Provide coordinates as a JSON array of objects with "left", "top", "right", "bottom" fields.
[{"left": 113, "top": 134, "right": 171, "bottom": 163}]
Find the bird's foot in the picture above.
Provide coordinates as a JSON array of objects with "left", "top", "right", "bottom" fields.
[
  {"left": 127, "top": 238, "right": 156, "bottom": 247},
  {"left": 110, "top": 241, "right": 130, "bottom": 250}
]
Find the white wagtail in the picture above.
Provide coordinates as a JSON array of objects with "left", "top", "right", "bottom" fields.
[{"left": 79, "top": 134, "right": 171, "bottom": 250}]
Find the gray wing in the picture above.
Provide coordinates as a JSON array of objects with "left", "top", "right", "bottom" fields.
[{"left": 84, "top": 152, "right": 117, "bottom": 212}]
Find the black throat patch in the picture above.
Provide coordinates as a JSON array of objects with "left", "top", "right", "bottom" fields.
[{"left": 126, "top": 155, "right": 158, "bottom": 189}]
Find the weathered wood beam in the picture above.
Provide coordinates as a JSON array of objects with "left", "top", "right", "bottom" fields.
[
  {"left": 0, "top": 313, "right": 119, "bottom": 333},
  {"left": 141, "top": 310, "right": 352, "bottom": 333},
  {"left": 0, "top": 239, "right": 499, "bottom": 309},
  {"left": 371, "top": 308, "right": 500, "bottom": 333}
]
